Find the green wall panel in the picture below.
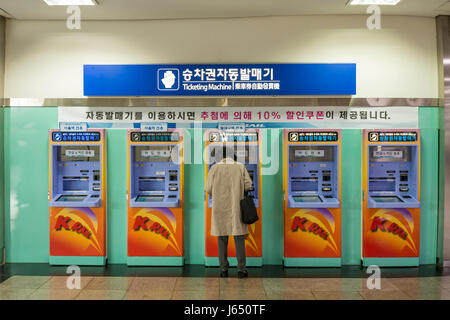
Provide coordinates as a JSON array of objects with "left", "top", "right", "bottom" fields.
[
  {"left": 262, "top": 129, "right": 283, "bottom": 265},
  {"left": 0, "top": 108, "right": 4, "bottom": 264},
  {"left": 436, "top": 107, "right": 445, "bottom": 265},
  {"left": 5, "top": 107, "right": 58, "bottom": 263},
  {"left": 106, "top": 129, "right": 127, "bottom": 264},
  {"left": 183, "top": 129, "right": 205, "bottom": 264},
  {"left": 341, "top": 130, "right": 362, "bottom": 265},
  {"left": 418, "top": 107, "right": 440, "bottom": 265},
  {"left": 418, "top": 128, "right": 439, "bottom": 264}
]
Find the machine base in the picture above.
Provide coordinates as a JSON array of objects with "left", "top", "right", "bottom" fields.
[
  {"left": 283, "top": 257, "right": 342, "bottom": 267},
  {"left": 205, "top": 257, "right": 263, "bottom": 267},
  {"left": 127, "top": 256, "right": 184, "bottom": 266},
  {"left": 362, "top": 257, "right": 419, "bottom": 267},
  {"left": 49, "top": 256, "right": 106, "bottom": 266}
]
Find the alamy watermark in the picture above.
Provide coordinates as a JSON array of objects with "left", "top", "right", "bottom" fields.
[
  {"left": 66, "top": 265, "right": 81, "bottom": 289},
  {"left": 66, "top": 6, "right": 81, "bottom": 30},
  {"left": 366, "top": 265, "right": 381, "bottom": 289},
  {"left": 367, "top": 5, "right": 381, "bottom": 30}
]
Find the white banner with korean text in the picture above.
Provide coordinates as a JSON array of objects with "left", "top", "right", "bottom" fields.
[{"left": 58, "top": 106, "right": 418, "bottom": 129}]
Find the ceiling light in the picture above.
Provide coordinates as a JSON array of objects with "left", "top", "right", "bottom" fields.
[
  {"left": 347, "top": 0, "right": 401, "bottom": 5},
  {"left": 43, "top": 0, "right": 97, "bottom": 5}
]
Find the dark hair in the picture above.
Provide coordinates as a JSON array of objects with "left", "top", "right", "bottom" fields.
[{"left": 222, "top": 146, "right": 236, "bottom": 161}]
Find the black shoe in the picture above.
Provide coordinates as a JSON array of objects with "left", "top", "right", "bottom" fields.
[
  {"left": 220, "top": 270, "right": 228, "bottom": 278},
  {"left": 237, "top": 270, "right": 248, "bottom": 279}
]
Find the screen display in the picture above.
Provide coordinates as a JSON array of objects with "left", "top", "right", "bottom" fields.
[
  {"left": 136, "top": 195, "right": 164, "bottom": 202},
  {"left": 141, "top": 150, "right": 172, "bottom": 158},
  {"left": 134, "top": 146, "right": 178, "bottom": 162},
  {"left": 295, "top": 149, "right": 325, "bottom": 158},
  {"left": 369, "top": 146, "right": 410, "bottom": 162},
  {"left": 371, "top": 196, "right": 403, "bottom": 203},
  {"left": 65, "top": 150, "right": 95, "bottom": 158},
  {"left": 373, "top": 150, "right": 403, "bottom": 159},
  {"left": 56, "top": 195, "right": 87, "bottom": 202},
  {"left": 289, "top": 146, "right": 334, "bottom": 162},
  {"left": 236, "top": 149, "right": 248, "bottom": 158},
  {"left": 209, "top": 145, "right": 258, "bottom": 164},
  {"left": 293, "top": 195, "right": 322, "bottom": 203}
]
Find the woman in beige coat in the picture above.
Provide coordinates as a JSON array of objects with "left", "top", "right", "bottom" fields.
[{"left": 206, "top": 146, "right": 253, "bottom": 278}]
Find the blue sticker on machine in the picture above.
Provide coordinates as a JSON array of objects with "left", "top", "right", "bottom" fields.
[
  {"left": 52, "top": 132, "right": 101, "bottom": 142},
  {"left": 368, "top": 132, "right": 417, "bottom": 142},
  {"left": 288, "top": 131, "right": 339, "bottom": 142},
  {"left": 208, "top": 132, "right": 258, "bottom": 143},
  {"left": 131, "top": 131, "right": 179, "bottom": 142},
  {"left": 84, "top": 63, "right": 356, "bottom": 96}
]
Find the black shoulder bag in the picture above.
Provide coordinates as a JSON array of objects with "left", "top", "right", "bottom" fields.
[{"left": 240, "top": 191, "right": 259, "bottom": 224}]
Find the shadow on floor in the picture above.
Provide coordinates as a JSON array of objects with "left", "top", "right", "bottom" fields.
[{"left": 0, "top": 263, "right": 448, "bottom": 281}]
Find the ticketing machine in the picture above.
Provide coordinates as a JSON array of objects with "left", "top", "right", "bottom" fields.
[
  {"left": 283, "top": 130, "right": 341, "bottom": 267},
  {"left": 49, "top": 129, "right": 107, "bottom": 265},
  {"left": 204, "top": 129, "right": 262, "bottom": 266},
  {"left": 127, "top": 130, "right": 184, "bottom": 266},
  {"left": 362, "top": 129, "right": 420, "bottom": 266}
]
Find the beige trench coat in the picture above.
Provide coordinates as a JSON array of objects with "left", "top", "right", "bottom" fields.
[{"left": 206, "top": 158, "right": 253, "bottom": 236}]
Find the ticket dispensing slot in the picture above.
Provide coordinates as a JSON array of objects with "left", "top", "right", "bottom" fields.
[
  {"left": 207, "top": 144, "right": 259, "bottom": 208},
  {"left": 129, "top": 145, "right": 180, "bottom": 207},
  {"left": 367, "top": 146, "right": 419, "bottom": 208},
  {"left": 287, "top": 145, "right": 339, "bottom": 208},
  {"left": 50, "top": 145, "right": 102, "bottom": 207}
]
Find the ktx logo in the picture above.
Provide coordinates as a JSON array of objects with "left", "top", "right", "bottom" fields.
[
  {"left": 289, "top": 132, "right": 299, "bottom": 142},
  {"left": 369, "top": 132, "right": 379, "bottom": 142},
  {"left": 158, "top": 68, "right": 180, "bottom": 91}
]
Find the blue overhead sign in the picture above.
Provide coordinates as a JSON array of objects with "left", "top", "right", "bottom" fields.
[{"left": 84, "top": 63, "right": 356, "bottom": 96}]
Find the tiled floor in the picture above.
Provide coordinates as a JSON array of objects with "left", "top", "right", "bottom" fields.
[{"left": 2, "top": 275, "right": 450, "bottom": 300}]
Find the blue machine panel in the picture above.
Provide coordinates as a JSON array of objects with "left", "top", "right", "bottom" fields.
[
  {"left": 129, "top": 142, "right": 181, "bottom": 208},
  {"left": 50, "top": 144, "right": 103, "bottom": 207},
  {"left": 367, "top": 144, "right": 420, "bottom": 208},
  {"left": 287, "top": 131, "right": 340, "bottom": 209},
  {"left": 207, "top": 132, "right": 260, "bottom": 208}
]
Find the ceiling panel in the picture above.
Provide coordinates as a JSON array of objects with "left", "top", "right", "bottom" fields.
[{"left": 0, "top": 0, "right": 447, "bottom": 20}]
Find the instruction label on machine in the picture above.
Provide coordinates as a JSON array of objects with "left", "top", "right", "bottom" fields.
[
  {"left": 141, "top": 150, "right": 171, "bottom": 158},
  {"left": 295, "top": 150, "right": 325, "bottom": 158},
  {"left": 65, "top": 150, "right": 95, "bottom": 157},
  {"left": 373, "top": 150, "right": 403, "bottom": 159}
]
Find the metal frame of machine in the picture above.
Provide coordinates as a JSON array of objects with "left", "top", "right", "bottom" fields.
[
  {"left": 283, "top": 129, "right": 342, "bottom": 267},
  {"left": 127, "top": 129, "right": 184, "bottom": 266},
  {"left": 204, "top": 129, "right": 263, "bottom": 267},
  {"left": 48, "top": 129, "right": 107, "bottom": 266},
  {"left": 362, "top": 129, "right": 421, "bottom": 267}
]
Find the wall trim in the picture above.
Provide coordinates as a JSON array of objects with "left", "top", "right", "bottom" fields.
[{"left": 1, "top": 98, "right": 441, "bottom": 108}]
